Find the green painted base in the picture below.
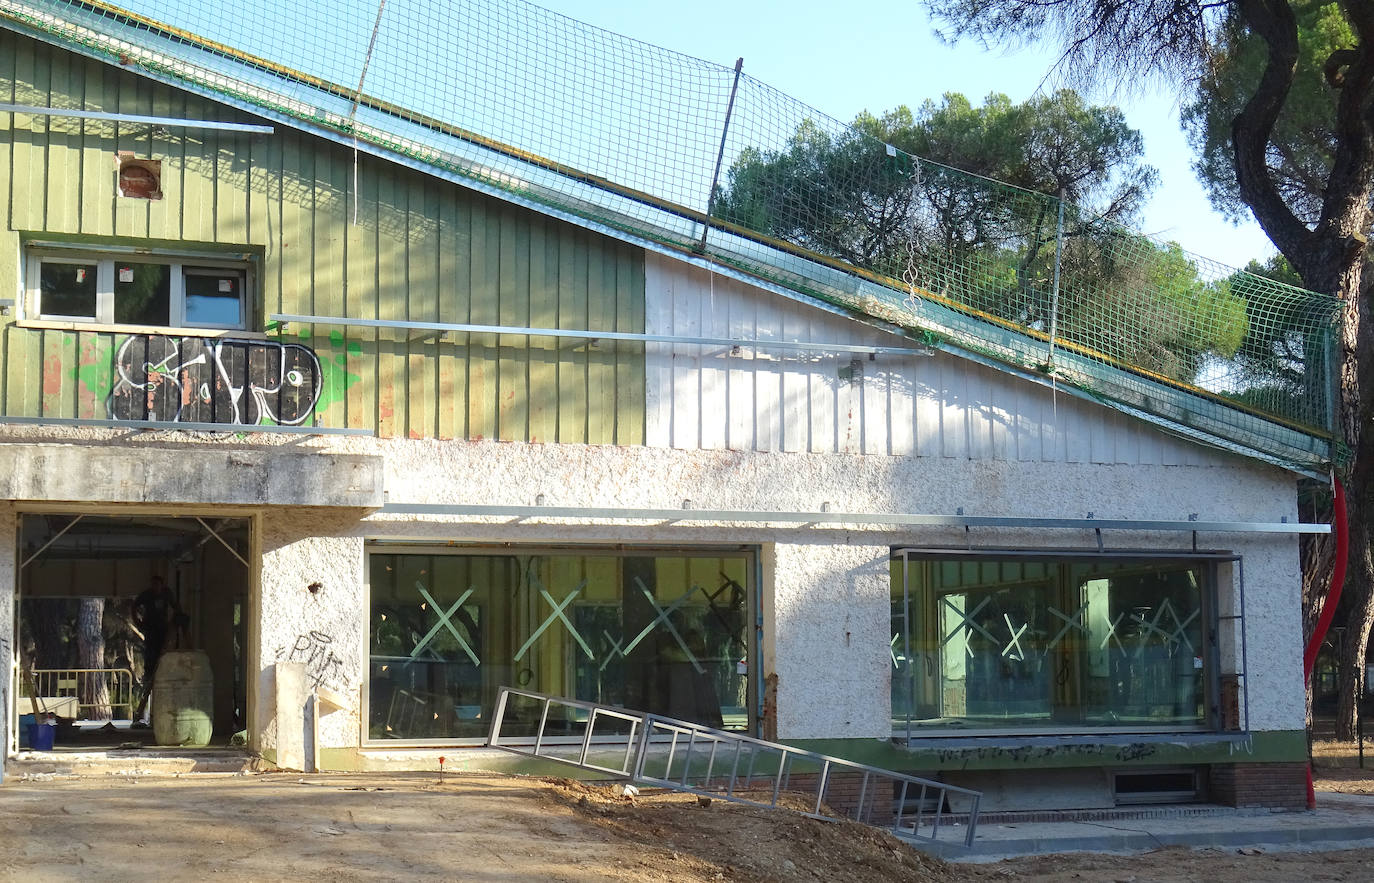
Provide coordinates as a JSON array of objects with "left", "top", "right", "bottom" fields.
[
  {"left": 306, "top": 731, "right": 1305, "bottom": 778},
  {"left": 781, "top": 730, "right": 1307, "bottom": 772}
]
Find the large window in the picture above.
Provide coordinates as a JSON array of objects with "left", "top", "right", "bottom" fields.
[
  {"left": 891, "top": 552, "right": 1218, "bottom": 736},
  {"left": 367, "top": 547, "right": 753, "bottom": 743},
  {"left": 26, "top": 248, "right": 249, "bottom": 330}
]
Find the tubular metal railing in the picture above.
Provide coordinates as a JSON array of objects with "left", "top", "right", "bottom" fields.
[
  {"left": 25, "top": 668, "right": 136, "bottom": 721},
  {"left": 487, "top": 686, "right": 980, "bottom": 848}
]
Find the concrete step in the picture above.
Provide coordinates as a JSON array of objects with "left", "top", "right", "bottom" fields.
[{"left": 6, "top": 748, "right": 256, "bottom": 778}]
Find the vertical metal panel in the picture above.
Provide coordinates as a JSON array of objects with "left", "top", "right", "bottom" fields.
[
  {"left": 527, "top": 216, "right": 558, "bottom": 444},
  {"left": 643, "top": 253, "right": 1241, "bottom": 469},
  {"left": 619, "top": 241, "right": 646, "bottom": 446},
  {"left": 495, "top": 204, "right": 527, "bottom": 442},
  {"left": 45, "top": 49, "right": 77, "bottom": 235},
  {"left": 466, "top": 194, "right": 497, "bottom": 440},
  {"left": 12, "top": 35, "right": 48, "bottom": 233},
  {"left": 0, "top": 32, "right": 645, "bottom": 440},
  {"left": 435, "top": 170, "right": 464, "bottom": 440},
  {"left": 726, "top": 289, "right": 753, "bottom": 451},
  {"left": 778, "top": 305, "right": 808, "bottom": 454},
  {"left": 146, "top": 81, "right": 178, "bottom": 240},
  {"left": 375, "top": 164, "right": 405, "bottom": 438},
  {"left": 938, "top": 357, "right": 968, "bottom": 460},
  {"left": 555, "top": 225, "right": 588, "bottom": 444}
]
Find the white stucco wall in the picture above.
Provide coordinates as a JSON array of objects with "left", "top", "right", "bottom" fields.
[
  {"left": 767, "top": 542, "right": 892, "bottom": 739},
  {"left": 255, "top": 519, "right": 364, "bottom": 755}
]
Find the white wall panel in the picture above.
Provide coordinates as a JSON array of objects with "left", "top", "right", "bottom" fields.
[{"left": 645, "top": 253, "right": 1238, "bottom": 470}]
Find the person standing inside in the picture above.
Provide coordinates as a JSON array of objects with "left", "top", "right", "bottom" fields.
[{"left": 132, "top": 574, "right": 182, "bottom": 725}]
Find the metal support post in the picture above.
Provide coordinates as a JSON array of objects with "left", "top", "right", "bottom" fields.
[{"left": 697, "top": 57, "right": 745, "bottom": 254}]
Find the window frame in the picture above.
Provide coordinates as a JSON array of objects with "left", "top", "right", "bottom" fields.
[
  {"left": 24, "top": 245, "right": 253, "bottom": 332},
  {"left": 361, "top": 542, "right": 760, "bottom": 748},
  {"left": 890, "top": 547, "right": 1232, "bottom": 740}
]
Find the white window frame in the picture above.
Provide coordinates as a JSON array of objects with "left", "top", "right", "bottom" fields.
[{"left": 24, "top": 246, "right": 252, "bottom": 332}]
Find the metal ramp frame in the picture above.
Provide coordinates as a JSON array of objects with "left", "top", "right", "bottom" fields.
[{"left": 486, "top": 687, "right": 980, "bottom": 848}]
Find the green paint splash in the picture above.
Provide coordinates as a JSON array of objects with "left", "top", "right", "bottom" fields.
[
  {"left": 291, "top": 328, "right": 362, "bottom": 420},
  {"left": 74, "top": 336, "right": 118, "bottom": 418}
]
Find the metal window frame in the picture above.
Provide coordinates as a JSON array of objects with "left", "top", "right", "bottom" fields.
[
  {"left": 179, "top": 266, "right": 248, "bottom": 330},
  {"left": 890, "top": 547, "right": 1246, "bottom": 742},
  {"left": 28, "top": 254, "right": 105, "bottom": 322},
  {"left": 360, "top": 542, "right": 761, "bottom": 748},
  {"left": 25, "top": 247, "right": 252, "bottom": 331}
]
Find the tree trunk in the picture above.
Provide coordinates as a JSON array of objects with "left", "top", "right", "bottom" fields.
[
  {"left": 1330, "top": 266, "right": 1374, "bottom": 740},
  {"left": 77, "top": 598, "right": 111, "bottom": 721},
  {"left": 1336, "top": 497, "right": 1374, "bottom": 737},
  {"left": 1301, "top": 525, "right": 1335, "bottom": 727}
]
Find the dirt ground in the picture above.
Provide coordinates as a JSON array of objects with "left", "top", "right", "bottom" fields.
[
  {"left": 1312, "top": 736, "right": 1374, "bottom": 794},
  {"left": 2, "top": 767, "right": 1374, "bottom": 883}
]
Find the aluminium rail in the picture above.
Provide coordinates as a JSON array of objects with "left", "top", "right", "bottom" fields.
[
  {"left": 25, "top": 668, "right": 136, "bottom": 721},
  {"left": 487, "top": 686, "right": 981, "bottom": 848}
]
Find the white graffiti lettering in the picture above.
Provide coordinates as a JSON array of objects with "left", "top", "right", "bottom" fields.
[{"left": 110, "top": 335, "right": 322, "bottom": 426}]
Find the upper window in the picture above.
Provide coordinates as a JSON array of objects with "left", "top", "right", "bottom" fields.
[{"left": 26, "top": 248, "right": 250, "bottom": 331}]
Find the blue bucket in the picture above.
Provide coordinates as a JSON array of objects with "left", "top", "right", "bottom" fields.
[
  {"left": 26, "top": 722, "right": 55, "bottom": 751},
  {"left": 17, "top": 714, "right": 35, "bottom": 748}
]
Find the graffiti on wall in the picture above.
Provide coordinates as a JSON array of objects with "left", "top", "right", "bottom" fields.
[
  {"left": 109, "top": 335, "right": 322, "bottom": 426},
  {"left": 276, "top": 630, "right": 348, "bottom": 691}
]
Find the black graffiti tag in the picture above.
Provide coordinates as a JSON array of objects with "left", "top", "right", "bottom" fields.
[
  {"left": 109, "top": 335, "right": 322, "bottom": 426},
  {"left": 286, "top": 630, "right": 347, "bottom": 691}
]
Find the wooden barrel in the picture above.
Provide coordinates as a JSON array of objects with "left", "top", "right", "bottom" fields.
[{"left": 151, "top": 650, "right": 214, "bottom": 748}]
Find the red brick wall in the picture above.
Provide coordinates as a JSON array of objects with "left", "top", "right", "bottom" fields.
[
  {"left": 1208, "top": 762, "right": 1307, "bottom": 810},
  {"left": 786, "top": 770, "right": 898, "bottom": 824}
]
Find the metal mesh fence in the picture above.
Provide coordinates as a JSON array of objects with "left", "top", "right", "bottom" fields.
[{"left": 0, "top": 0, "right": 1341, "bottom": 470}]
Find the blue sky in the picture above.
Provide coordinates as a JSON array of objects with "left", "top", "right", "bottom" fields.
[{"left": 535, "top": 0, "right": 1276, "bottom": 271}]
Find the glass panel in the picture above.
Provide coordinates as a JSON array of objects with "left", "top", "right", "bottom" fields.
[
  {"left": 890, "top": 559, "right": 912, "bottom": 738},
  {"left": 941, "top": 582, "right": 1053, "bottom": 725},
  {"left": 185, "top": 271, "right": 244, "bottom": 327},
  {"left": 114, "top": 263, "right": 171, "bottom": 326},
  {"left": 1072, "top": 563, "right": 1206, "bottom": 727},
  {"left": 368, "top": 550, "right": 752, "bottom": 741},
  {"left": 896, "top": 556, "right": 1211, "bottom": 734},
  {"left": 39, "top": 262, "right": 98, "bottom": 318}
]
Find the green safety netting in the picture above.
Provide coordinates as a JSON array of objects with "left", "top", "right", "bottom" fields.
[{"left": 0, "top": 0, "right": 1343, "bottom": 471}]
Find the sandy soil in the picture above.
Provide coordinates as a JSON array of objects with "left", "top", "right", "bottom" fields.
[
  {"left": 2, "top": 769, "right": 1374, "bottom": 882},
  {"left": 1312, "top": 737, "right": 1374, "bottom": 794}
]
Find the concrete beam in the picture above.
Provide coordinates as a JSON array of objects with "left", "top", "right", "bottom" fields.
[{"left": 0, "top": 443, "right": 383, "bottom": 508}]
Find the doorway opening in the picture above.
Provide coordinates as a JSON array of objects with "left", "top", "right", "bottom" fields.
[{"left": 15, "top": 513, "right": 251, "bottom": 752}]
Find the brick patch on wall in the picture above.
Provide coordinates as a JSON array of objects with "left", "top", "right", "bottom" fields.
[{"left": 1208, "top": 762, "right": 1307, "bottom": 810}]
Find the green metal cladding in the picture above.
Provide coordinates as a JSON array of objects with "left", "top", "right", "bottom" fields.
[{"left": 0, "top": 30, "right": 646, "bottom": 442}]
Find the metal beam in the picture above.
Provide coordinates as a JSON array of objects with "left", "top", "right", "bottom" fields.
[
  {"left": 195, "top": 517, "right": 249, "bottom": 568},
  {"left": 376, "top": 503, "right": 1328, "bottom": 534},
  {"left": 20, "top": 514, "right": 83, "bottom": 569},
  {"left": 270, "top": 313, "right": 934, "bottom": 358},
  {"left": 0, "top": 104, "right": 274, "bottom": 133}
]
